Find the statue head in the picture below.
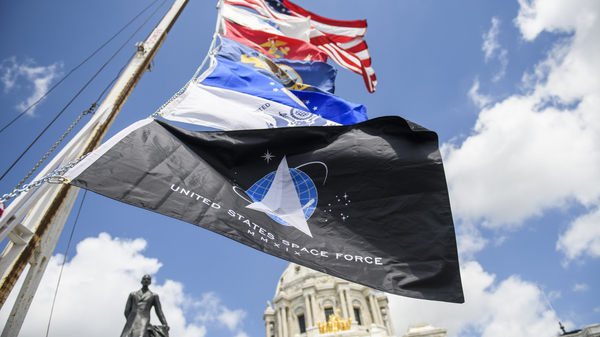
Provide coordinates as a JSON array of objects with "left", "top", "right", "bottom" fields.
[{"left": 141, "top": 274, "right": 152, "bottom": 286}]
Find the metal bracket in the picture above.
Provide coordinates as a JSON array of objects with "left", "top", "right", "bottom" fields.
[
  {"left": 7, "top": 223, "right": 33, "bottom": 247},
  {"left": 135, "top": 42, "right": 146, "bottom": 57}
]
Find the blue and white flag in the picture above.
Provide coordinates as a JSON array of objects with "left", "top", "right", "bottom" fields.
[
  {"left": 291, "top": 89, "right": 367, "bottom": 125},
  {"left": 160, "top": 56, "right": 338, "bottom": 130},
  {"left": 216, "top": 36, "right": 337, "bottom": 94}
]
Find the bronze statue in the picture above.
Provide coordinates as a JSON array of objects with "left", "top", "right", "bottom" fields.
[{"left": 121, "top": 275, "right": 169, "bottom": 337}]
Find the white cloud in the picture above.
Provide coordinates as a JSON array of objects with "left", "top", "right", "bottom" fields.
[
  {"left": 443, "top": 0, "right": 600, "bottom": 237},
  {"left": 482, "top": 18, "right": 508, "bottom": 81},
  {"left": 192, "top": 292, "right": 248, "bottom": 334},
  {"left": 483, "top": 18, "right": 502, "bottom": 61},
  {"left": 514, "top": 0, "right": 596, "bottom": 41},
  {"left": 467, "top": 79, "right": 492, "bottom": 109},
  {"left": 1, "top": 57, "right": 18, "bottom": 91},
  {"left": 557, "top": 207, "right": 600, "bottom": 263},
  {"left": 195, "top": 292, "right": 223, "bottom": 323},
  {"left": 572, "top": 283, "right": 589, "bottom": 292},
  {"left": 548, "top": 290, "right": 562, "bottom": 302},
  {"left": 0, "top": 233, "right": 246, "bottom": 337},
  {"left": 0, "top": 57, "right": 62, "bottom": 115},
  {"left": 218, "top": 308, "right": 247, "bottom": 332},
  {"left": 456, "top": 223, "right": 488, "bottom": 260},
  {"left": 389, "top": 261, "right": 564, "bottom": 337},
  {"left": 492, "top": 49, "right": 508, "bottom": 82}
]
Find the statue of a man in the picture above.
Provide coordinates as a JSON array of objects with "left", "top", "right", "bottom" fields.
[{"left": 121, "top": 274, "right": 169, "bottom": 337}]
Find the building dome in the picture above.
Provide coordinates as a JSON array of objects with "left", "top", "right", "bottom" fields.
[{"left": 263, "top": 263, "right": 396, "bottom": 337}]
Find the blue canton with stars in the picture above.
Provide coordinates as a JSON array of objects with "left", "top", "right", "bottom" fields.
[{"left": 264, "top": 0, "right": 291, "bottom": 15}]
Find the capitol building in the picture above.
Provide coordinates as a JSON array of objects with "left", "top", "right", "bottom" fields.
[{"left": 263, "top": 263, "right": 447, "bottom": 337}]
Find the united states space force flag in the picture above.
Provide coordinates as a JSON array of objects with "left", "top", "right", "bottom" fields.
[
  {"left": 64, "top": 116, "right": 464, "bottom": 303},
  {"left": 160, "top": 56, "right": 337, "bottom": 129}
]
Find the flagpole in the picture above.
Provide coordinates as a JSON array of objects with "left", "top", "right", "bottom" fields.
[{"left": 0, "top": 0, "right": 189, "bottom": 335}]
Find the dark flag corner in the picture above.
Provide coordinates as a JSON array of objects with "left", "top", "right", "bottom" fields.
[{"left": 64, "top": 116, "right": 464, "bottom": 304}]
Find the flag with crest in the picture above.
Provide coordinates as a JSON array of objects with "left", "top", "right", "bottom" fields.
[{"left": 64, "top": 116, "right": 464, "bottom": 303}]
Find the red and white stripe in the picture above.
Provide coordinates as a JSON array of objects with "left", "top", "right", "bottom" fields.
[
  {"left": 310, "top": 30, "right": 376, "bottom": 93},
  {"left": 223, "top": 0, "right": 377, "bottom": 92},
  {"left": 281, "top": 0, "right": 367, "bottom": 42},
  {"left": 224, "top": 0, "right": 282, "bottom": 19}
]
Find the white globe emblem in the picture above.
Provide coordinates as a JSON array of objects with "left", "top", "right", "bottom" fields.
[{"left": 236, "top": 157, "right": 328, "bottom": 237}]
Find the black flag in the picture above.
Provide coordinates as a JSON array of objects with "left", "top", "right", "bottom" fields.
[{"left": 65, "top": 116, "right": 464, "bottom": 303}]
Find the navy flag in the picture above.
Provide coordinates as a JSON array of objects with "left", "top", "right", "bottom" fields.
[{"left": 64, "top": 116, "right": 464, "bottom": 303}]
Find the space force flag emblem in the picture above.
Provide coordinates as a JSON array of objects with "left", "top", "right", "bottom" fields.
[{"left": 64, "top": 116, "right": 464, "bottom": 303}]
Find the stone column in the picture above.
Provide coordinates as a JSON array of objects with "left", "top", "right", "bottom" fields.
[
  {"left": 382, "top": 307, "right": 395, "bottom": 336},
  {"left": 345, "top": 290, "right": 355, "bottom": 322},
  {"left": 374, "top": 296, "right": 384, "bottom": 327},
  {"left": 265, "top": 321, "right": 269, "bottom": 337},
  {"left": 265, "top": 321, "right": 273, "bottom": 337},
  {"left": 388, "top": 305, "right": 396, "bottom": 336},
  {"left": 277, "top": 308, "right": 283, "bottom": 337},
  {"left": 338, "top": 289, "right": 348, "bottom": 319},
  {"left": 291, "top": 313, "right": 297, "bottom": 337},
  {"left": 282, "top": 307, "right": 289, "bottom": 337},
  {"left": 369, "top": 295, "right": 381, "bottom": 326},
  {"left": 304, "top": 295, "right": 313, "bottom": 327},
  {"left": 310, "top": 294, "right": 320, "bottom": 324}
]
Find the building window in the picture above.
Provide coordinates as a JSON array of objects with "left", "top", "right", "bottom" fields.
[
  {"left": 324, "top": 308, "right": 334, "bottom": 322},
  {"left": 298, "top": 314, "right": 306, "bottom": 333},
  {"left": 354, "top": 308, "right": 361, "bottom": 325}
]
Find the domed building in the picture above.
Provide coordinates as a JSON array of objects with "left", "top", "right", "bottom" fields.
[{"left": 263, "top": 263, "right": 397, "bottom": 337}]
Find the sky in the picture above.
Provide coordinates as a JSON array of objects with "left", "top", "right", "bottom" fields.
[{"left": 0, "top": 0, "right": 599, "bottom": 336}]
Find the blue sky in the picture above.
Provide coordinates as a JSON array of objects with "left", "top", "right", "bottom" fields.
[{"left": 1, "top": 1, "right": 599, "bottom": 336}]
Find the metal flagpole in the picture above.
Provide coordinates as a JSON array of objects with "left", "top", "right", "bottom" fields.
[{"left": 0, "top": 0, "right": 189, "bottom": 335}]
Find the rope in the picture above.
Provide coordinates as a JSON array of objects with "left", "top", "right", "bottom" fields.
[
  {"left": 0, "top": 0, "right": 161, "bottom": 135},
  {"left": 45, "top": 189, "right": 87, "bottom": 337},
  {"left": 0, "top": 0, "right": 168, "bottom": 184},
  {"left": 149, "top": 44, "right": 216, "bottom": 118},
  {"left": 150, "top": 0, "right": 225, "bottom": 118}
]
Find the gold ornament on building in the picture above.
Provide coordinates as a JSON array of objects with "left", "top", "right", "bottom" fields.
[{"left": 317, "top": 309, "right": 352, "bottom": 334}]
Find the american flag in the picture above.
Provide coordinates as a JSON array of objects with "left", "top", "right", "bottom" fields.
[{"left": 223, "top": 0, "right": 377, "bottom": 93}]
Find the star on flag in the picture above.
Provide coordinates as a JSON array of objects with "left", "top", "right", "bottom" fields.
[{"left": 261, "top": 150, "right": 275, "bottom": 163}]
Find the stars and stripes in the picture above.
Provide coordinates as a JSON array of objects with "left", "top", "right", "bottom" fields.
[
  {"left": 223, "top": 0, "right": 377, "bottom": 92},
  {"left": 309, "top": 30, "right": 376, "bottom": 93}
]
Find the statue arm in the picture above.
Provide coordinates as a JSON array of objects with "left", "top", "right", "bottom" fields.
[
  {"left": 154, "top": 295, "right": 168, "bottom": 327},
  {"left": 124, "top": 293, "right": 133, "bottom": 318}
]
